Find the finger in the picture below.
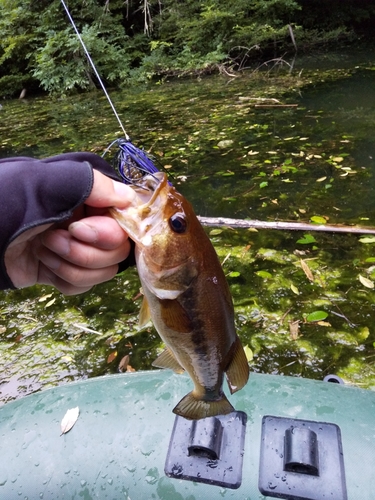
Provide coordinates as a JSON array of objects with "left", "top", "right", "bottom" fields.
[
  {"left": 37, "top": 257, "right": 119, "bottom": 291},
  {"left": 40, "top": 229, "right": 131, "bottom": 269},
  {"left": 86, "top": 170, "right": 136, "bottom": 209},
  {"left": 68, "top": 215, "right": 129, "bottom": 250},
  {"left": 37, "top": 264, "right": 104, "bottom": 295}
]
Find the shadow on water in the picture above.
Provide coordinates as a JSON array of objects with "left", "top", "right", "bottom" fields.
[{"left": 1, "top": 51, "right": 375, "bottom": 402}]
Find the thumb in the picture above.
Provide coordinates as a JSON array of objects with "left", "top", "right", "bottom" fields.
[{"left": 85, "top": 169, "right": 136, "bottom": 209}]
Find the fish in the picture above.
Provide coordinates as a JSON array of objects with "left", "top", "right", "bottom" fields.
[{"left": 111, "top": 172, "right": 249, "bottom": 420}]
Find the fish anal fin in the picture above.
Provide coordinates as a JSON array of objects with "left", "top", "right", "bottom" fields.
[
  {"left": 138, "top": 296, "right": 151, "bottom": 328},
  {"left": 225, "top": 337, "right": 250, "bottom": 395},
  {"left": 173, "top": 391, "right": 234, "bottom": 420},
  {"left": 152, "top": 348, "right": 185, "bottom": 374}
]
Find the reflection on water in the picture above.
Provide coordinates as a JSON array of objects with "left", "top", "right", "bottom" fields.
[{"left": 1, "top": 52, "right": 375, "bottom": 401}]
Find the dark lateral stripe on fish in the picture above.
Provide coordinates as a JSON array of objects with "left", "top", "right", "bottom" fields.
[{"left": 173, "top": 391, "right": 234, "bottom": 420}]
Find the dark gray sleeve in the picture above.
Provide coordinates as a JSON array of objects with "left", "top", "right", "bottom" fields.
[{"left": 0, "top": 152, "right": 134, "bottom": 290}]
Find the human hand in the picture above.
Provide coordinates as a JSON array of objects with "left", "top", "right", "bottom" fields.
[{"left": 5, "top": 170, "right": 136, "bottom": 295}]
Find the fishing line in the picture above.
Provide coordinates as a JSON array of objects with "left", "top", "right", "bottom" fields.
[
  {"left": 60, "top": 0, "right": 167, "bottom": 186},
  {"left": 60, "top": 0, "right": 129, "bottom": 140}
]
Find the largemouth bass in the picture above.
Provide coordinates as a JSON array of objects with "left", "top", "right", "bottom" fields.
[{"left": 111, "top": 172, "right": 249, "bottom": 420}]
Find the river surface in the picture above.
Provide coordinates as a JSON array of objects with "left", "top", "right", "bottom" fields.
[{"left": 1, "top": 49, "right": 375, "bottom": 403}]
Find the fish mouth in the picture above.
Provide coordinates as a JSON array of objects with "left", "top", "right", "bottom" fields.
[
  {"left": 132, "top": 172, "right": 168, "bottom": 209},
  {"left": 111, "top": 172, "right": 168, "bottom": 244}
]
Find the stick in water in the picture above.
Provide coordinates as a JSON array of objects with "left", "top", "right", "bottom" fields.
[{"left": 197, "top": 216, "right": 375, "bottom": 235}]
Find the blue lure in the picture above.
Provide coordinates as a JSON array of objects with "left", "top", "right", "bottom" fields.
[{"left": 103, "top": 138, "right": 164, "bottom": 186}]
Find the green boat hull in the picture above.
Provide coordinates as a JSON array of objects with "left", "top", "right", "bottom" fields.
[{"left": 0, "top": 371, "right": 374, "bottom": 499}]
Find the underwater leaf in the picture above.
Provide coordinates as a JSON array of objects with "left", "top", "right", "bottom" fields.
[
  {"left": 306, "top": 311, "right": 328, "bottom": 322},
  {"left": 45, "top": 298, "right": 56, "bottom": 308},
  {"left": 359, "top": 236, "right": 375, "bottom": 244},
  {"left": 300, "top": 260, "right": 314, "bottom": 282},
  {"left": 217, "top": 140, "right": 233, "bottom": 148},
  {"left": 243, "top": 345, "right": 253, "bottom": 362},
  {"left": 358, "top": 275, "right": 374, "bottom": 289},
  {"left": 290, "top": 284, "right": 299, "bottom": 295},
  {"left": 316, "top": 176, "right": 327, "bottom": 182},
  {"left": 297, "top": 234, "right": 317, "bottom": 245},
  {"left": 60, "top": 407, "right": 79, "bottom": 435},
  {"left": 259, "top": 181, "right": 268, "bottom": 188},
  {"left": 317, "top": 321, "right": 331, "bottom": 327},
  {"left": 365, "top": 257, "right": 375, "bottom": 263},
  {"left": 119, "top": 354, "right": 130, "bottom": 372},
  {"left": 289, "top": 320, "right": 300, "bottom": 340},
  {"left": 256, "top": 270, "right": 272, "bottom": 279},
  {"left": 107, "top": 351, "right": 118, "bottom": 363},
  {"left": 38, "top": 293, "right": 53, "bottom": 302},
  {"left": 310, "top": 215, "right": 327, "bottom": 224},
  {"left": 61, "top": 355, "right": 73, "bottom": 363},
  {"left": 358, "top": 327, "right": 370, "bottom": 341},
  {"left": 228, "top": 271, "right": 241, "bottom": 278},
  {"left": 209, "top": 229, "right": 223, "bottom": 236}
]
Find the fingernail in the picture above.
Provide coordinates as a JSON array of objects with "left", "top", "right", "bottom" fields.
[
  {"left": 113, "top": 181, "right": 137, "bottom": 207},
  {"left": 69, "top": 221, "right": 98, "bottom": 243}
]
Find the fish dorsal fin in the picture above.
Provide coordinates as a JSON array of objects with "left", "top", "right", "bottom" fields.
[
  {"left": 225, "top": 337, "right": 250, "bottom": 395},
  {"left": 138, "top": 296, "right": 152, "bottom": 328},
  {"left": 152, "top": 348, "right": 185, "bottom": 374}
]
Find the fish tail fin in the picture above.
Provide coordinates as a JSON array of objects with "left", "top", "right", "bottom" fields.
[
  {"left": 173, "top": 391, "right": 234, "bottom": 420},
  {"left": 225, "top": 336, "right": 250, "bottom": 395}
]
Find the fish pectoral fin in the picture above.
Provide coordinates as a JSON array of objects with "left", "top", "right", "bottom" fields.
[
  {"left": 173, "top": 391, "right": 234, "bottom": 420},
  {"left": 138, "top": 296, "right": 152, "bottom": 328},
  {"left": 160, "top": 299, "right": 193, "bottom": 333},
  {"left": 152, "top": 348, "right": 185, "bottom": 374},
  {"left": 225, "top": 337, "right": 250, "bottom": 395}
]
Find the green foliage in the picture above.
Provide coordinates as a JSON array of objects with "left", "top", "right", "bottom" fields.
[
  {"left": 0, "top": 0, "right": 374, "bottom": 95},
  {"left": 32, "top": 25, "right": 131, "bottom": 94}
]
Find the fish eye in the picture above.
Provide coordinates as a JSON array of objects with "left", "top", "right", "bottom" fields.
[{"left": 169, "top": 213, "right": 187, "bottom": 234}]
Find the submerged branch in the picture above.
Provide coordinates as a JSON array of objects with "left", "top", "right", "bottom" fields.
[{"left": 197, "top": 216, "right": 375, "bottom": 235}]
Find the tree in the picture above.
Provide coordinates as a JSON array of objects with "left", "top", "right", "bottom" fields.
[{"left": 0, "top": 0, "right": 374, "bottom": 97}]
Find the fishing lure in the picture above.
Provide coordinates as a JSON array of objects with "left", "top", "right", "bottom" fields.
[{"left": 103, "top": 138, "right": 162, "bottom": 185}]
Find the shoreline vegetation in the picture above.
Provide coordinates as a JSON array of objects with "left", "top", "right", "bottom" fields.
[{"left": 1, "top": 0, "right": 375, "bottom": 98}]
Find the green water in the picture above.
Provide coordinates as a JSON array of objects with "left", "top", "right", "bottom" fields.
[{"left": 1, "top": 52, "right": 375, "bottom": 403}]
